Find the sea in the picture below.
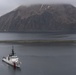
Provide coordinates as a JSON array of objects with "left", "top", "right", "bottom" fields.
[{"left": 0, "top": 33, "right": 76, "bottom": 75}]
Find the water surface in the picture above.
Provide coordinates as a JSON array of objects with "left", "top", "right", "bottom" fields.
[
  {"left": 0, "top": 33, "right": 76, "bottom": 40},
  {"left": 0, "top": 43, "right": 76, "bottom": 75},
  {"left": 0, "top": 33, "right": 76, "bottom": 75}
]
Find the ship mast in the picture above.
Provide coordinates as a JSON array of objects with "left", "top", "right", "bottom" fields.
[{"left": 12, "top": 46, "right": 14, "bottom": 56}]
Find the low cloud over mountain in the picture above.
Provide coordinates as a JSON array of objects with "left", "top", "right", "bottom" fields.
[{"left": 0, "top": 4, "right": 76, "bottom": 34}]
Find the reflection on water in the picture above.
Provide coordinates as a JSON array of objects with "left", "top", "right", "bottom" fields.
[{"left": 7, "top": 66, "right": 21, "bottom": 75}]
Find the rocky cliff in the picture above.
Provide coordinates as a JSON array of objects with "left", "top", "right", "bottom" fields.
[{"left": 0, "top": 4, "right": 76, "bottom": 33}]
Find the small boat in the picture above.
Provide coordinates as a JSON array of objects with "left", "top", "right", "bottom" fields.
[{"left": 2, "top": 46, "right": 21, "bottom": 68}]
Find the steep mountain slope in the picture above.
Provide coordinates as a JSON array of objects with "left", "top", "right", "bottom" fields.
[{"left": 0, "top": 4, "right": 76, "bottom": 33}]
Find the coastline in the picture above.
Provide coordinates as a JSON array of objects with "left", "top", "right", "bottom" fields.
[{"left": 0, "top": 40, "right": 75, "bottom": 44}]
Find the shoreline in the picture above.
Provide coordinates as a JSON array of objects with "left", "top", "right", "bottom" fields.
[{"left": 0, "top": 40, "right": 75, "bottom": 44}]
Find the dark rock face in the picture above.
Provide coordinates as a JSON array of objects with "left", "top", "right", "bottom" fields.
[{"left": 0, "top": 4, "right": 76, "bottom": 33}]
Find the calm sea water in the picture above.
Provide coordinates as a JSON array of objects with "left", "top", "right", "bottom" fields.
[
  {"left": 0, "top": 33, "right": 76, "bottom": 40},
  {"left": 0, "top": 33, "right": 76, "bottom": 75}
]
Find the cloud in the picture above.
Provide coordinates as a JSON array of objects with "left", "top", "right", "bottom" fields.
[
  {"left": 0, "top": 0, "right": 76, "bottom": 16},
  {"left": 14, "top": 0, "right": 76, "bottom": 5},
  {"left": 0, "top": 0, "right": 19, "bottom": 16}
]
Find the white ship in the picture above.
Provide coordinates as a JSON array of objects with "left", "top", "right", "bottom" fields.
[{"left": 2, "top": 46, "right": 21, "bottom": 68}]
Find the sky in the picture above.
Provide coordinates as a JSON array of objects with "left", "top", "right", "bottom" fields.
[{"left": 0, "top": 0, "right": 76, "bottom": 16}]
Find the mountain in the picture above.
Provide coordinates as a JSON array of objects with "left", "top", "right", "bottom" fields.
[{"left": 0, "top": 4, "right": 76, "bottom": 33}]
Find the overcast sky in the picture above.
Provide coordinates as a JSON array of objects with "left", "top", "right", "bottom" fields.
[{"left": 0, "top": 0, "right": 76, "bottom": 16}]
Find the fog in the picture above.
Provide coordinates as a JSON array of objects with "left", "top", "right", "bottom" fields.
[{"left": 0, "top": 0, "right": 76, "bottom": 16}]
